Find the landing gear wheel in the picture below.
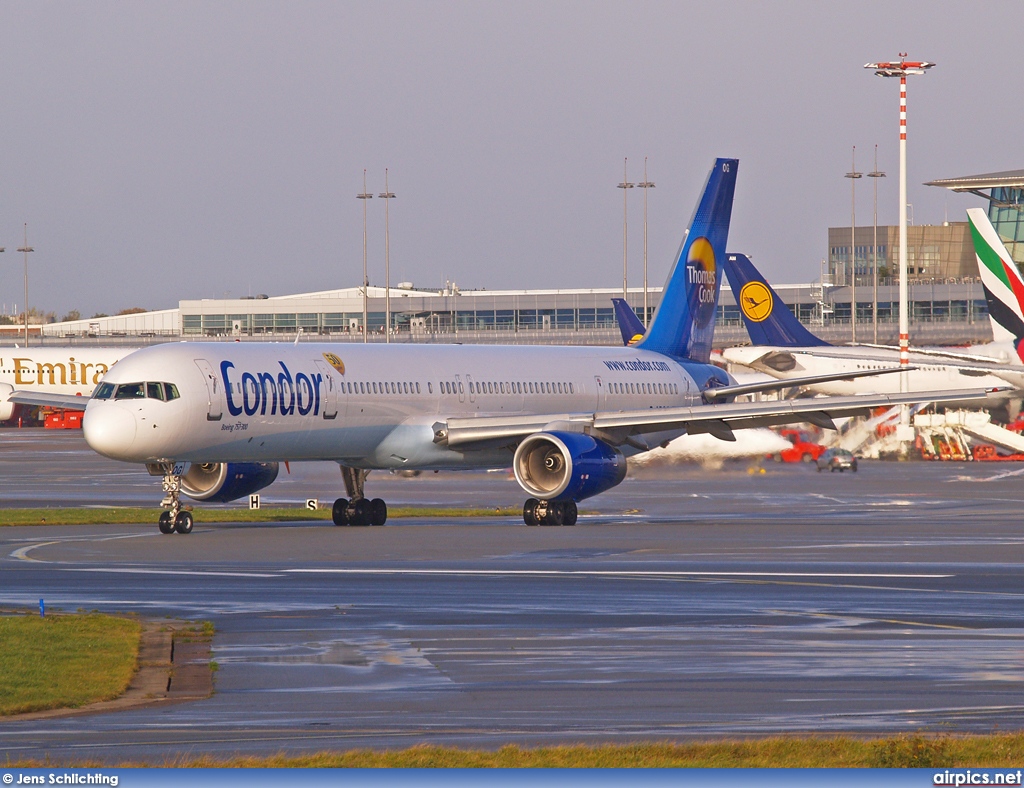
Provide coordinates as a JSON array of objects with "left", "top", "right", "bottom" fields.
[
  {"left": 158, "top": 511, "right": 174, "bottom": 534},
  {"left": 523, "top": 498, "right": 540, "bottom": 526},
  {"left": 332, "top": 498, "right": 349, "bottom": 526},
  {"left": 369, "top": 498, "right": 387, "bottom": 526},
  {"left": 351, "top": 498, "right": 371, "bottom": 526},
  {"left": 174, "top": 511, "right": 194, "bottom": 535},
  {"left": 543, "top": 502, "right": 565, "bottom": 526},
  {"left": 562, "top": 501, "right": 578, "bottom": 526}
]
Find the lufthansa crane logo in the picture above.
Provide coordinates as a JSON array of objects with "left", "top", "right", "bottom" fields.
[
  {"left": 739, "top": 281, "right": 773, "bottom": 323},
  {"left": 322, "top": 352, "right": 346, "bottom": 375}
]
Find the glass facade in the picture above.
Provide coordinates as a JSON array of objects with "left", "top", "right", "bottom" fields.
[{"left": 988, "top": 187, "right": 1024, "bottom": 266}]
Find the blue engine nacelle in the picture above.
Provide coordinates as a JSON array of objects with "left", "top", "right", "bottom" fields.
[
  {"left": 513, "top": 431, "right": 627, "bottom": 502},
  {"left": 179, "top": 461, "right": 280, "bottom": 503}
]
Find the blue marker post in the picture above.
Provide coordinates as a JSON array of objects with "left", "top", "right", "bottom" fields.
[{"left": 39, "top": 598, "right": 44, "bottom": 617}]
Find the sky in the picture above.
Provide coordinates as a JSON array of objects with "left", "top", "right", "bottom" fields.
[{"left": 0, "top": 1, "right": 1020, "bottom": 318}]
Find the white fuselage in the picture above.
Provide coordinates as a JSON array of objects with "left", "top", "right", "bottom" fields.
[
  {"left": 0, "top": 347, "right": 137, "bottom": 419},
  {"left": 83, "top": 342, "right": 714, "bottom": 470},
  {"left": 720, "top": 344, "right": 1024, "bottom": 400}
]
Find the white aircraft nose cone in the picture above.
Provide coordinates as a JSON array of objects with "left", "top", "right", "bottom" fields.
[{"left": 83, "top": 404, "right": 137, "bottom": 460}]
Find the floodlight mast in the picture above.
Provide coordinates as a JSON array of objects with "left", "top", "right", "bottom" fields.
[
  {"left": 863, "top": 57, "right": 934, "bottom": 380},
  {"left": 864, "top": 55, "right": 934, "bottom": 448}
]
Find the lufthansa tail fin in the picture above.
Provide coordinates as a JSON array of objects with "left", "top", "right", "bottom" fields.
[
  {"left": 720, "top": 253, "right": 830, "bottom": 347},
  {"left": 612, "top": 298, "right": 645, "bottom": 346},
  {"left": 967, "top": 207, "right": 1024, "bottom": 345},
  {"left": 637, "top": 158, "right": 737, "bottom": 362}
]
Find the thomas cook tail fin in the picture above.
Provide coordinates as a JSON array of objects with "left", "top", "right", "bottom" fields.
[
  {"left": 636, "top": 158, "right": 737, "bottom": 362},
  {"left": 968, "top": 207, "right": 1024, "bottom": 346},
  {"left": 720, "top": 253, "right": 830, "bottom": 347},
  {"left": 611, "top": 298, "right": 645, "bottom": 346}
]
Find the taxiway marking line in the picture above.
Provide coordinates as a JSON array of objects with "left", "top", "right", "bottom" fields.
[
  {"left": 283, "top": 568, "right": 951, "bottom": 579},
  {"left": 9, "top": 541, "right": 59, "bottom": 562},
  {"left": 63, "top": 568, "right": 280, "bottom": 579},
  {"left": 8, "top": 531, "right": 156, "bottom": 563}
]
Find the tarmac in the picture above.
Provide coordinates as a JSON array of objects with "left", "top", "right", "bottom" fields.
[{"left": 3, "top": 429, "right": 1024, "bottom": 761}]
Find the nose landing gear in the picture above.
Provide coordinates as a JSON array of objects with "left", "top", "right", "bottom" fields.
[
  {"left": 332, "top": 466, "right": 388, "bottom": 526},
  {"left": 151, "top": 462, "right": 195, "bottom": 534},
  {"left": 523, "top": 498, "right": 578, "bottom": 526}
]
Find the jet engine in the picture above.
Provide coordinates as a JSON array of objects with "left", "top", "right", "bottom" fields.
[
  {"left": 179, "top": 462, "right": 280, "bottom": 503},
  {"left": 0, "top": 383, "right": 14, "bottom": 422},
  {"left": 513, "top": 431, "right": 627, "bottom": 502}
]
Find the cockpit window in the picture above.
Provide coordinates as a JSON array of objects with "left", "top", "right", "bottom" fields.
[
  {"left": 101, "top": 381, "right": 179, "bottom": 402},
  {"left": 93, "top": 382, "right": 115, "bottom": 400},
  {"left": 114, "top": 383, "right": 146, "bottom": 400}
]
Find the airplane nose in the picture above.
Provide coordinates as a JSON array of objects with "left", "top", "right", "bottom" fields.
[{"left": 83, "top": 404, "right": 137, "bottom": 460}]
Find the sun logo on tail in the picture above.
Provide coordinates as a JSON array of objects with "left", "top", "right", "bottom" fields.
[{"left": 686, "top": 237, "right": 717, "bottom": 327}]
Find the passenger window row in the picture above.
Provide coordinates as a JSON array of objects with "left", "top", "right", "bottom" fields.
[
  {"left": 609, "top": 381, "right": 678, "bottom": 395},
  {"left": 93, "top": 381, "right": 180, "bottom": 401},
  {"left": 439, "top": 380, "right": 576, "bottom": 396},
  {"left": 343, "top": 381, "right": 421, "bottom": 395}
]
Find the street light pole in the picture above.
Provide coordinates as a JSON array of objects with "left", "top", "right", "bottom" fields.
[
  {"left": 379, "top": 170, "right": 395, "bottom": 344},
  {"left": 17, "top": 224, "right": 33, "bottom": 347},
  {"left": 636, "top": 158, "right": 655, "bottom": 327},
  {"left": 356, "top": 171, "right": 373, "bottom": 342},
  {"left": 845, "top": 146, "right": 862, "bottom": 343},
  {"left": 617, "top": 158, "right": 634, "bottom": 303},
  {"left": 867, "top": 145, "right": 886, "bottom": 344}
]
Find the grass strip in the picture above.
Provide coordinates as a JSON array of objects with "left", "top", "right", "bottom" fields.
[
  {"left": 1, "top": 505, "right": 522, "bottom": 526},
  {"left": 0, "top": 613, "right": 141, "bottom": 716},
  {"left": 9, "top": 736, "right": 1024, "bottom": 767}
]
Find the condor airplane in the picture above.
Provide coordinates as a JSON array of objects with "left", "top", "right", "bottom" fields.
[
  {"left": 68, "top": 159, "right": 998, "bottom": 534},
  {"left": 1, "top": 347, "right": 136, "bottom": 422}
]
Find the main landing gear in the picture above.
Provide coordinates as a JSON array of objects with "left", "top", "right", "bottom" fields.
[
  {"left": 332, "top": 466, "right": 388, "bottom": 526},
  {"left": 523, "top": 498, "right": 578, "bottom": 526},
  {"left": 153, "top": 462, "right": 194, "bottom": 535}
]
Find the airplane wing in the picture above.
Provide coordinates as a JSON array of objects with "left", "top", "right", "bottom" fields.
[
  {"left": 855, "top": 342, "right": 1015, "bottom": 365},
  {"left": 8, "top": 391, "right": 90, "bottom": 410},
  {"left": 437, "top": 387, "right": 1006, "bottom": 449},
  {"left": 701, "top": 365, "right": 913, "bottom": 401}
]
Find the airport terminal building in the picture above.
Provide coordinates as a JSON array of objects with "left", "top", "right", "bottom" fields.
[{"left": 22, "top": 277, "right": 992, "bottom": 348}]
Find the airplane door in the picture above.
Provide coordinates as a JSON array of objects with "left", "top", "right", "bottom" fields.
[
  {"left": 594, "top": 375, "right": 609, "bottom": 411},
  {"left": 455, "top": 374, "right": 465, "bottom": 403},
  {"left": 194, "top": 359, "right": 223, "bottom": 421},
  {"left": 465, "top": 374, "right": 476, "bottom": 403},
  {"left": 314, "top": 360, "right": 340, "bottom": 419}
]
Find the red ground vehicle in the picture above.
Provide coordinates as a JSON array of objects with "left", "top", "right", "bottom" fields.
[{"left": 770, "top": 429, "right": 827, "bottom": 464}]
